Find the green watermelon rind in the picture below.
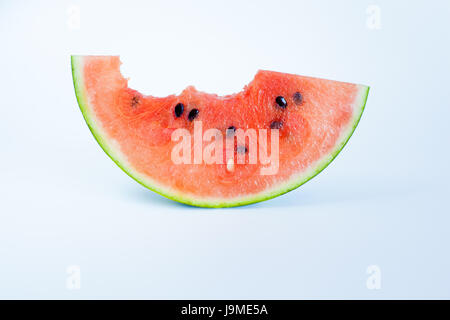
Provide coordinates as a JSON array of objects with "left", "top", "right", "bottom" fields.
[{"left": 71, "top": 55, "right": 369, "bottom": 208}]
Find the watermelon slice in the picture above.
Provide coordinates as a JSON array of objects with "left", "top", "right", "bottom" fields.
[{"left": 71, "top": 56, "right": 368, "bottom": 207}]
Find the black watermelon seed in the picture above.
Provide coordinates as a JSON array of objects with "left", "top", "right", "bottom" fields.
[
  {"left": 270, "top": 120, "right": 283, "bottom": 129},
  {"left": 131, "top": 95, "right": 140, "bottom": 108},
  {"left": 174, "top": 103, "right": 184, "bottom": 117},
  {"left": 188, "top": 108, "right": 199, "bottom": 121},
  {"left": 236, "top": 145, "right": 248, "bottom": 154},
  {"left": 293, "top": 92, "right": 303, "bottom": 105},
  {"left": 226, "top": 126, "right": 236, "bottom": 137},
  {"left": 275, "top": 96, "right": 287, "bottom": 108}
]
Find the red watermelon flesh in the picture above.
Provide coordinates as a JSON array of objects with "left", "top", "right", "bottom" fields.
[{"left": 71, "top": 56, "right": 369, "bottom": 207}]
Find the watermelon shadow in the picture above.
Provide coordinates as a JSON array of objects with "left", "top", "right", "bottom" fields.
[
  {"left": 251, "top": 179, "right": 418, "bottom": 208},
  {"left": 125, "top": 178, "right": 417, "bottom": 209}
]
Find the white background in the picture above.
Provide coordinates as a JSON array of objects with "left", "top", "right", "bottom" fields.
[{"left": 1, "top": 0, "right": 449, "bottom": 298}]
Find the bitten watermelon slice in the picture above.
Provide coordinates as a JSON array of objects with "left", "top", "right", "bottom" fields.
[{"left": 71, "top": 55, "right": 368, "bottom": 207}]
